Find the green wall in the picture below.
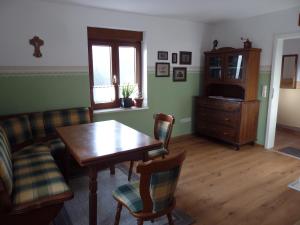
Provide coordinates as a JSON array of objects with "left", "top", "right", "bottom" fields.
[{"left": 0, "top": 70, "right": 270, "bottom": 145}]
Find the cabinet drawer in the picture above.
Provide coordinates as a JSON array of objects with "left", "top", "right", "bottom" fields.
[
  {"left": 197, "top": 107, "right": 239, "bottom": 127},
  {"left": 196, "top": 122, "right": 237, "bottom": 142},
  {"left": 196, "top": 98, "right": 241, "bottom": 112}
]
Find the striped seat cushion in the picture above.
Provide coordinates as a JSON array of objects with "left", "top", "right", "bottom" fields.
[
  {"left": 150, "top": 166, "right": 181, "bottom": 212},
  {"left": 0, "top": 126, "right": 13, "bottom": 195},
  {"left": 148, "top": 148, "right": 168, "bottom": 159},
  {"left": 44, "top": 108, "right": 90, "bottom": 135},
  {"left": 12, "top": 145, "right": 70, "bottom": 205},
  {"left": 0, "top": 115, "right": 33, "bottom": 147},
  {"left": 29, "top": 112, "right": 46, "bottom": 139},
  {"left": 113, "top": 181, "right": 142, "bottom": 213}
]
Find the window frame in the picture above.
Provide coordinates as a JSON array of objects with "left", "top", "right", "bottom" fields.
[{"left": 87, "top": 27, "right": 143, "bottom": 110}]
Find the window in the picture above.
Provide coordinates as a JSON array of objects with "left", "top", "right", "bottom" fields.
[{"left": 87, "top": 27, "right": 143, "bottom": 110}]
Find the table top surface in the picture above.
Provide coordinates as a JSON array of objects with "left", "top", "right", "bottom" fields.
[{"left": 56, "top": 120, "right": 162, "bottom": 166}]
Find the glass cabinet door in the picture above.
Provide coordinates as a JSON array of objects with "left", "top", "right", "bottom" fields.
[
  {"left": 225, "top": 53, "right": 244, "bottom": 81},
  {"left": 207, "top": 55, "right": 222, "bottom": 80}
]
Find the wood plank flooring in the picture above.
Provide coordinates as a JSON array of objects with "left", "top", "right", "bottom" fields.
[{"left": 169, "top": 135, "right": 300, "bottom": 225}]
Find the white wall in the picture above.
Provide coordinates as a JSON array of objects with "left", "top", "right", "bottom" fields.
[
  {"left": 0, "top": 0, "right": 209, "bottom": 68},
  {"left": 210, "top": 6, "right": 300, "bottom": 67},
  {"left": 277, "top": 89, "right": 300, "bottom": 128},
  {"left": 283, "top": 38, "right": 300, "bottom": 80}
]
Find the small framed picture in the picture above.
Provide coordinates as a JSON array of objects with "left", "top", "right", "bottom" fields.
[
  {"left": 173, "top": 67, "right": 187, "bottom": 82},
  {"left": 172, "top": 53, "right": 177, "bottom": 64},
  {"left": 179, "top": 51, "right": 192, "bottom": 65},
  {"left": 157, "top": 51, "right": 168, "bottom": 60},
  {"left": 155, "top": 63, "right": 170, "bottom": 77}
]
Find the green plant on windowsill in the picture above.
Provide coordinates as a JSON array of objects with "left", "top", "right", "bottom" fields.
[{"left": 121, "top": 84, "right": 135, "bottom": 108}]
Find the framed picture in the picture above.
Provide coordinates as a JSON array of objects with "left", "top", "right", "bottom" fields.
[
  {"left": 155, "top": 63, "right": 170, "bottom": 77},
  {"left": 173, "top": 67, "right": 187, "bottom": 82},
  {"left": 157, "top": 51, "right": 168, "bottom": 60},
  {"left": 179, "top": 51, "right": 192, "bottom": 65},
  {"left": 172, "top": 53, "right": 177, "bottom": 64}
]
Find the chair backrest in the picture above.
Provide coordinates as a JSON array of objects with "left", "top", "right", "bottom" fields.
[
  {"left": 136, "top": 151, "right": 186, "bottom": 213},
  {"left": 153, "top": 113, "right": 175, "bottom": 150}
]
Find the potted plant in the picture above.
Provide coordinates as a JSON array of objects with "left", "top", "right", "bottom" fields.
[
  {"left": 121, "top": 84, "right": 135, "bottom": 108},
  {"left": 134, "top": 92, "right": 144, "bottom": 108}
]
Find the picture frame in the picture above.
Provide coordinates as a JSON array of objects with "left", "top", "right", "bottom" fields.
[
  {"left": 157, "top": 51, "right": 168, "bottom": 60},
  {"left": 173, "top": 67, "right": 187, "bottom": 82},
  {"left": 179, "top": 51, "right": 192, "bottom": 65},
  {"left": 155, "top": 63, "right": 170, "bottom": 77},
  {"left": 172, "top": 53, "right": 177, "bottom": 64}
]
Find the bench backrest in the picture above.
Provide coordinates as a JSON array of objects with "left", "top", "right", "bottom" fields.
[{"left": 0, "top": 107, "right": 91, "bottom": 151}]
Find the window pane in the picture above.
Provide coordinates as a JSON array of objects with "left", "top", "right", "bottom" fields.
[
  {"left": 92, "top": 45, "right": 112, "bottom": 86},
  {"left": 119, "top": 46, "right": 136, "bottom": 85},
  {"left": 92, "top": 45, "right": 115, "bottom": 104},
  {"left": 93, "top": 85, "right": 115, "bottom": 103}
]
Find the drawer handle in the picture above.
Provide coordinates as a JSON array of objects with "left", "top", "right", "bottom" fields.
[
  {"left": 223, "top": 132, "right": 228, "bottom": 135},
  {"left": 224, "top": 118, "right": 230, "bottom": 121}
]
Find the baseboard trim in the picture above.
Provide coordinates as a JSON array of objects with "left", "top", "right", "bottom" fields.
[{"left": 277, "top": 124, "right": 300, "bottom": 132}]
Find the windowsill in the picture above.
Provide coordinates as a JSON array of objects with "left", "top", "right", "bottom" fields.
[{"left": 93, "top": 106, "right": 149, "bottom": 115}]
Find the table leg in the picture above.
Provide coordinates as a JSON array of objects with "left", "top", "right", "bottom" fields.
[
  {"left": 89, "top": 167, "right": 98, "bottom": 225},
  {"left": 142, "top": 151, "right": 149, "bottom": 162},
  {"left": 63, "top": 148, "right": 70, "bottom": 183}
]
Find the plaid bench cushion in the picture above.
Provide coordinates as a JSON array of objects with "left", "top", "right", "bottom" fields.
[
  {"left": 12, "top": 145, "right": 70, "bottom": 206},
  {"left": 0, "top": 126, "right": 13, "bottom": 195},
  {"left": 148, "top": 148, "right": 168, "bottom": 159},
  {"left": 113, "top": 181, "right": 142, "bottom": 213},
  {"left": 46, "top": 138, "right": 65, "bottom": 157},
  {"left": 29, "top": 112, "right": 46, "bottom": 139},
  {"left": 44, "top": 108, "right": 90, "bottom": 135},
  {"left": 0, "top": 115, "right": 33, "bottom": 147},
  {"left": 150, "top": 166, "right": 180, "bottom": 212}
]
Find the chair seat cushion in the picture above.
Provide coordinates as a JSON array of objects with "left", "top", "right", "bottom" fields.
[
  {"left": 148, "top": 148, "right": 168, "bottom": 159},
  {"left": 12, "top": 145, "right": 70, "bottom": 206},
  {"left": 112, "top": 181, "right": 142, "bottom": 213}
]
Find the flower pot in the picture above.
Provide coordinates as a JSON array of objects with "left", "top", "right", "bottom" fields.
[
  {"left": 121, "top": 98, "right": 133, "bottom": 108},
  {"left": 134, "top": 98, "right": 144, "bottom": 108}
]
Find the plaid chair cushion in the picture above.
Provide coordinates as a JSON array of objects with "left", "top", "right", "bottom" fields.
[
  {"left": 148, "top": 148, "right": 168, "bottom": 159},
  {"left": 157, "top": 121, "right": 170, "bottom": 143},
  {"left": 12, "top": 145, "right": 70, "bottom": 205},
  {"left": 0, "top": 126, "right": 13, "bottom": 195},
  {"left": 44, "top": 108, "right": 90, "bottom": 135},
  {"left": 150, "top": 166, "right": 181, "bottom": 212},
  {"left": 46, "top": 138, "right": 65, "bottom": 157},
  {"left": 113, "top": 181, "right": 142, "bottom": 213},
  {"left": 0, "top": 115, "right": 33, "bottom": 146},
  {"left": 29, "top": 112, "right": 46, "bottom": 139}
]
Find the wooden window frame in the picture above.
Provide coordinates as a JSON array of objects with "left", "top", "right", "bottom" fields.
[{"left": 87, "top": 27, "right": 143, "bottom": 110}]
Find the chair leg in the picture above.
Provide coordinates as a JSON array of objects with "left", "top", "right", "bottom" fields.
[
  {"left": 110, "top": 165, "right": 115, "bottom": 175},
  {"left": 151, "top": 219, "right": 154, "bottom": 223},
  {"left": 114, "top": 202, "right": 123, "bottom": 225},
  {"left": 167, "top": 212, "right": 174, "bottom": 225},
  {"left": 128, "top": 161, "right": 134, "bottom": 181},
  {"left": 137, "top": 218, "right": 144, "bottom": 225}
]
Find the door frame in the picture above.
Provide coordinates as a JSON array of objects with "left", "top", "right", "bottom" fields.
[{"left": 265, "top": 32, "right": 300, "bottom": 149}]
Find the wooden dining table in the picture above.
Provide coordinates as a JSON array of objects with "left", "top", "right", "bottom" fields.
[{"left": 56, "top": 120, "right": 162, "bottom": 225}]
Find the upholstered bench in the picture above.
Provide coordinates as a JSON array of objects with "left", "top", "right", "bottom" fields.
[
  {"left": 0, "top": 127, "right": 73, "bottom": 225},
  {"left": 0, "top": 107, "right": 91, "bottom": 157}
]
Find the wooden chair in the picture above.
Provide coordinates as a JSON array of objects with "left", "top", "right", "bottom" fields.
[
  {"left": 128, "top": 113, "right": 175, "bottom": 181},
  {"left": 113, "top": 151, "right": 186, "bottom": 225}
]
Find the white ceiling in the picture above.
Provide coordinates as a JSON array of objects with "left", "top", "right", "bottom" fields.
[{"left": 43, "top": 0, "right": 300, "bottom": 23}]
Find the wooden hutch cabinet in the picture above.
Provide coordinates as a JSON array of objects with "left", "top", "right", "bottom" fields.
[{"left": 195, "top": 47, "right": 261, "bottom": 149}]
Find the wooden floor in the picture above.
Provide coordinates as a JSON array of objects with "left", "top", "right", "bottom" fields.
[
  {"left": 169, "top": 135, "right": 300, "bottom": 225},
  {"left": 275, "top": 127, "right": 300, "bottom": 150}
]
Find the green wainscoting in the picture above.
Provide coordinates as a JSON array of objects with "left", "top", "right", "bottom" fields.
[{"left": 0, "top": 70, "right": 270, "bottom": 145}]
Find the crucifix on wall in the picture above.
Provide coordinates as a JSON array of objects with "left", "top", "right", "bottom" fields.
[{"left": 29, "top": 36, "right": 44, "bottom": 58}]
